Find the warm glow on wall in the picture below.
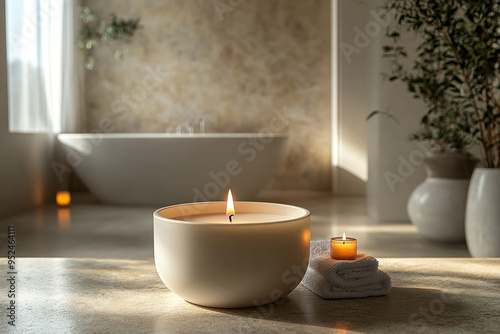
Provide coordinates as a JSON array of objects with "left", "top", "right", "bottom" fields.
[{"left": 56, "top": 191, "right": 71, "bottom": 207}]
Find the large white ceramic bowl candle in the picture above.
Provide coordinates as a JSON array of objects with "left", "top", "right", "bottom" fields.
[{"left": 154, "top": 201, "right": 310, "bottom": 308}]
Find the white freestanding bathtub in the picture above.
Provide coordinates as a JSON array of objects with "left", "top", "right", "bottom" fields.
[{"left": 57, "top": 133, "right": 289, "bottom": 206}]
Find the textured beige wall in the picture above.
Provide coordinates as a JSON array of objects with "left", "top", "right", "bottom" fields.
[{"left": 84, "top": 0, "right": 331, "bottom": 190}]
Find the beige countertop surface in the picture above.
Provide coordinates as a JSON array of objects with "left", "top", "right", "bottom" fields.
[{"left": 2, "top": 258, "right": 499, "bottom": 333}]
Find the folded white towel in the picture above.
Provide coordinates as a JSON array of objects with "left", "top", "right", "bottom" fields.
[
  {"left": 309, "top": 240, "right": 380, "bottom": 285},
  {"left": 301, "top": 240, "right": 392, "bottom": 299},
  {"left": 302, "top": 268, "right": 392, "bottom": 299}
]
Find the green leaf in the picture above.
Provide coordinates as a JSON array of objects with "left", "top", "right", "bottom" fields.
[{"left": 366, "top": 111, "right": 380, "bottom": 121}]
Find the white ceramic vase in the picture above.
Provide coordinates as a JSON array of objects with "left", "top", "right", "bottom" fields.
[
  {"left": 408, "top": 178, "right": 470, "bottom": 241},
  {"left": 465, "top": 168, "right": 500, "bottom": 257},
  {"left": 407, "top": 153, "right": 477, "bottom": 242}
]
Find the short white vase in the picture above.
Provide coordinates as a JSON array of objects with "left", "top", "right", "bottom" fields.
[
  {"left": 407, "top": 153, "right": 477, "bottom": 242},
  {"left": 465, "top": 168, "right": 500, "bottom": 257},
  {"left": 408, "top": 178, "right": 470, "bottom": 241}
]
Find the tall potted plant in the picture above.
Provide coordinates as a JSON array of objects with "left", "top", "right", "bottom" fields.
[
  {"left": 406, "top": 109, "right": 477, "bottom": 242},
  {"left": 381, "top": 0, "right": 500, "bottom": 248}
]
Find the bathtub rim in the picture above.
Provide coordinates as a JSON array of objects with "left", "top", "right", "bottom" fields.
[{"left": 57, "top": 133, "right": 289, "bottom": 139}]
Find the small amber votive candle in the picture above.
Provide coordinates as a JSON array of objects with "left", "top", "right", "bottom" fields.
[
  {"left": 56, "top": 191, "right": 71, "bottom": 207},
  {"left": 331, "top": 234, "right": 357, "bottom": 260}
]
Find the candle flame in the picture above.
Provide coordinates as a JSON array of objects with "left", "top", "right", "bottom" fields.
[
  {"left": 226, "top": 189, "right": 235, "bottom": 217},
  {"left": 342, "top": 232, "right": 346, "bottom": 241}
]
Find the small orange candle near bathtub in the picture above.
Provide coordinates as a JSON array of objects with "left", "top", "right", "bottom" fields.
[
  {"left": 331, "top": 233, "right": 357, "bottom": 260},
  {"left": 56, "top": 191, "right": 71, "bottom": 207}
]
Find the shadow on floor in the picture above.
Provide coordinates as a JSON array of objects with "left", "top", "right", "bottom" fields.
[{"left": 194, "top": 287, "right": 467, "bottom": 332}]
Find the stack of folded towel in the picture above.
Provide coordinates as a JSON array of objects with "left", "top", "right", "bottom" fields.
[{"left": 301, "top": 240, "right": 391, "bottom": 299}]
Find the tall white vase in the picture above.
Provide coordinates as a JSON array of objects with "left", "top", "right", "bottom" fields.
[
  {"left": 407, "top": 153, "right": 477, "bottom": 242},
  {"left": 465, "top": 168, "right": 500, "bottom": 257}
]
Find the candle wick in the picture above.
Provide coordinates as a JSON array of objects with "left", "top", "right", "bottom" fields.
[
  {"left": 343, "top": 241, "right": 345, "bottom": 245},
  {"left": 229, "top": 214, "right": 234, "bottom": 223}
]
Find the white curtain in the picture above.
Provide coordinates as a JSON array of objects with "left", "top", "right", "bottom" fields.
[{"left": 6, "top": 0, "right": 81, "bottom": 133}]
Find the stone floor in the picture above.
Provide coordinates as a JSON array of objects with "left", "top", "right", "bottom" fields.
[
  {"left": 4, "top": 258, "right": 499, "bottom": 333},
  {"left": 0, "top": 191, "right": 470, "bottom": 258},
  {"left": 2, "top": 192, "right": 495, "bottom": 334}
]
